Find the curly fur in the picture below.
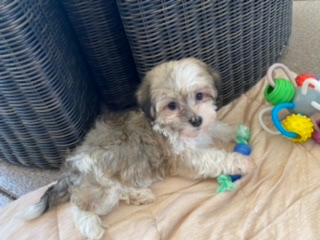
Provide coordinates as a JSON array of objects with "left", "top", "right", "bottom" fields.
[{"left": 15, "top": 58, "right": 253, "bottom": 240}]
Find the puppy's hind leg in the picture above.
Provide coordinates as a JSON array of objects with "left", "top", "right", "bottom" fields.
[{"left": 71, "top": 184, "right": 122, "bottom": 240}]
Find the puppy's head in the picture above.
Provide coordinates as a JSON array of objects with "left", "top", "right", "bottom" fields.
[{"left": 136, "top": 58, "right": 220, "bottom": 138}]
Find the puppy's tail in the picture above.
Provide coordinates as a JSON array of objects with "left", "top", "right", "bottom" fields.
[{"left": 14, "top": 174, "right": 72, "bottom": 220}]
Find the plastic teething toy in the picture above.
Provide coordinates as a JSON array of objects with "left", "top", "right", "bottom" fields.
[
  {"left": 313, "top": 120, "right": 320, "bottom": 143},
  {"left": 258, "top": 63, "right": 320, "bottom": 143},
  {"left": 295, "top": 73, "right": 317, "bottom": 87},
  {"left": 217, "top": 125, "right": 251, "bottom": 193},
  {"left": 282, "top": 114, "right": 314, "bottom": 142}
]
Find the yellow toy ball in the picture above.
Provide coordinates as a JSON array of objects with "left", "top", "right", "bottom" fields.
[{"left": 282, "top": 114, "right": 314, "bottom": 142}]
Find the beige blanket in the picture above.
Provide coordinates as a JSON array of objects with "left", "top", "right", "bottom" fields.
[{"left": 1, "top": 71, "right": 320, "bottom": 240}]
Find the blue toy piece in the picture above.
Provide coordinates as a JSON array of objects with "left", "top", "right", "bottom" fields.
[
  {"left": 230, "top": 174, "right": 242, "bottom": 182},
  {"left": 234, "top": 143, "right": 251, "bottom": 156},
  {"left": 271, "top": 102, "right": 297, "bottom": 139}
]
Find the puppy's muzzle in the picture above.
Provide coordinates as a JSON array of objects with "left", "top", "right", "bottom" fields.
[{"left": 189, "top": 116, "right": 202, "bottom": 127}]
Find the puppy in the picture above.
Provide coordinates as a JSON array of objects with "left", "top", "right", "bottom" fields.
[{"left": 16, "top": 58, "right": 253, "bottom": 239}]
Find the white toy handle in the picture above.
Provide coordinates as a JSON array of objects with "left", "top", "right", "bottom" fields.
[
  {"left": 266, "top": 63, "right": 296, "bottom": 87},
  {"left": 301, "top": 78, "right": 320, "bottom": 94},
  {"left": 301, "top": 78, "right": 320, "bottom": 112},
  {"left": 258, "top": 107, "right": 280, "bottom": 135}
]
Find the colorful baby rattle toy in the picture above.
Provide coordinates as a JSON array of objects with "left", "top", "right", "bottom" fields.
[
  {"left": 217, "top": 125, "right": 251, "bottom": 193},
  {"left": 258, "top": 63, "right": 320, "bottom": 144}
]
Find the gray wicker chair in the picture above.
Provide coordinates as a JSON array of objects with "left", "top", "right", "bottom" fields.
[
  {"left": 117, "top": 0, "right": 292, "bottom": 107},
  {"left": 61, "top": 0, "right": 140, "bottom": 110},
  {"left": 0, "top": 0, "right": 99, "bottom": 168}
]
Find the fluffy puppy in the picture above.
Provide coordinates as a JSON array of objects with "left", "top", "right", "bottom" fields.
[{"left": 16, "top": 58, "right": 253, "bottom": 239}]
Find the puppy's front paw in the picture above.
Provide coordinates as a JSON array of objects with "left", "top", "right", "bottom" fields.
[{"left": 229, "top": 153, "right": 255, "bottom": 175}]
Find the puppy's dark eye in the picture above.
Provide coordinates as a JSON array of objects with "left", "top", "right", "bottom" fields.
[
  {"left": 196, "top": 92, "right": 204, "bottom": 101},
  {"left": 168, "top": 102, "right": 177, "bottom": 110}
]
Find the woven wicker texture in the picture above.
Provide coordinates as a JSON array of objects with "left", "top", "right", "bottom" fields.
[
  {"left": 117, "top": 0, "right": 292, "bottom": 107},
  {"left": 0, "top": 0, "right": 99, "bottom": 168},
  {"left": 61, "top": 0, "right": 140, "bottom": 110}
]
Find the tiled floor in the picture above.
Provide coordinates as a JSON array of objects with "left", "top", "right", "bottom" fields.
[{"left": 1, "top": 0, "right": 320, "bottom": 208}]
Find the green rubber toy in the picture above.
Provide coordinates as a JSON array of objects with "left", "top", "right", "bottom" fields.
[
  {"left": 236, "top": 124, "right": 251, "bottom": 144},
  {"left": 216, "top": 175, "right": 236, "bottom": 193}
]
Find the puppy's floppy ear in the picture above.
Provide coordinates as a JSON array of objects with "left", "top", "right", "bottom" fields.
[
  {"left": 206, "top": 66, "right": 221, "bottom": 102},
  {"left": 135, "top": 79, "right": 155, "bottom": 120}
]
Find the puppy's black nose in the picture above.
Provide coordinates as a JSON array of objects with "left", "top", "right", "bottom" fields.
[{"left": 189, "top": 116, "right": 202, "bottom": 127}]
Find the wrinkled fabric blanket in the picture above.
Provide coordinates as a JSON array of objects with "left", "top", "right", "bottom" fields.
[{"left": 1, "top": 70, "right": 320, "bottom": 240}]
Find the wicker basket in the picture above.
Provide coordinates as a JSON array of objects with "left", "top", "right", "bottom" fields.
[
  {"left": 0, "top": 0, "right": 99, "bottom": 168},
  {"left": 61, "top": 0, "right": 140, "bottom": 110},
  {"left": 117, "top": 0, "right": 292, "bottom": 107}
]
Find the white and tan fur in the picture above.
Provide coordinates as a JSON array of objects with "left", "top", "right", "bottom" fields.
[{"left": 16, "top": 58, "right": 254, "bottom": 240}]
